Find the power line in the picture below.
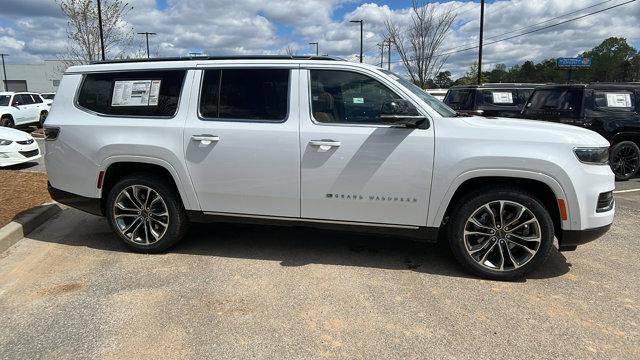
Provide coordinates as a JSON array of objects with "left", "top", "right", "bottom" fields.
[
  {"left": 442, "top": 0, "right": 616, "bottom": 54},
  {"left": 390, "top": 0, "right": 637, "bottom": 64}
]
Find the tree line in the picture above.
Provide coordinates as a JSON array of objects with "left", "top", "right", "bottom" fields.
[{"left": 431, "top": 37, "right": 640, "bottom": 88}]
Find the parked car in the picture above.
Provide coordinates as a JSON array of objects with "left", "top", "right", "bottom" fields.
[
  {"left": 444, "top": 84, "right": 541, "bottom": 118},
  {"left": 522, "top": 83, "right": 640, "bottom": 181},
  {"left": 0, "top": 127, "right": 41, "bottom": 167},
  {"left": 0, "top": 92, "right": 50, "bottom": 128},
  {"left": 40, "top": 92, "right": 55, "bottom": 107},
  {"left": 426, "top": 88, "right": 448, "bottom": 101},
  {"left": 44, "top": 56, "right": 614, "bottom": 280}
]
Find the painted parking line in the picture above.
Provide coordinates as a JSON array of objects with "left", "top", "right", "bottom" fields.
[{"left": 613, "top": 188, "right": 640, "bottom": 194}]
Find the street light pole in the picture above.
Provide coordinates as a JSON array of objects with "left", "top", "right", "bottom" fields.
[
  {"left": 0, "top": 53, "right": 8, "bottom": 91},
  {"left": 309, "top": 42, "right": 318, "bottom": 56},
  {"left": 97, "top": 0, "right": 106, "bottom": 61},
  {"left": 137, "top": 32, "right": 157, "bottom": 58},
  {"left": 477, "top": 0, "right": 485, "bottom": 85},
  {"left": 350, "top": 20, "right": 363, "bottom": 63},
  {"left": 387, "top": 39, "right": 391, "bottom": 71}
]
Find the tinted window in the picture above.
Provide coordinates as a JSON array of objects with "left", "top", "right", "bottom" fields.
[
  {"left": 78, "top": 70, "right": 186, "bottom": 117},
  {"left": 31, "top": 94, "right": 43, "bottom": 103},
  {"left": 41, "top": 94, "right": 55, "bottom": 100},
  {"left": 526, "top": 89, "right": 582, "bottom": 113},
  {"left": 310, "top": 70, "right": 399, "bottom": 124},
  {"left": 444, "top": 89, "right": 475, "bottom": 110},
  {"left": 199, "top": 68, "right": 289, "bottom": 121},
  {"left": 593, "top": 91, "right": 635, "bottom": 111},
  {"left": 0, "top": 95, "right": 9, "bottom": 106},
  {"left": 479, "top": 90, "right": 516, "bottom": 107},
  {"left": 14, "top": 94, "right": 33, "bottom": 105}
]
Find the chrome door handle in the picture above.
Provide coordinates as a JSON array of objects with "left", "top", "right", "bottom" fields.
[
  {"left": 191, "top": 134, "right": 219, "bottom": 145},
  {"left": 309, "top": 139, "right": 341, "bottom": 147}
]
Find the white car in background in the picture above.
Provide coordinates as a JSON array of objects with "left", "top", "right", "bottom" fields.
[
  {"left": 0, "top": 92, "right": 50, "bottom": 128},
  {"left": 40, "top": 93, "right": 56, "bottom": 107},
  {"left": 0, "top": 127, "right": 41, "bottom": 167}
]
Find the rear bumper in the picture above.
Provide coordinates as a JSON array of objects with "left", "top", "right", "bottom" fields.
[
  {"left": 559, "top": 224, "right": 611, "bottom": 251},
  {"left": 48, "top": 183, "right": 103, "bottom": 216}
]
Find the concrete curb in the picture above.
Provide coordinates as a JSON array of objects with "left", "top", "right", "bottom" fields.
[{"left": 0, "top": 202, "right": 63, "bottom": 253}]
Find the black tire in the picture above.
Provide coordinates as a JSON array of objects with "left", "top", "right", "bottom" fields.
[
  {"left": 1, "top": 116, "right": 14, "bottom": 128},
  {"left": 448, "top": 186, "right": 555, "bottom": 281},
  {"left": 610, "top": 141, "right": 640, "bottom": 181},
  {"left": 37, "top": 111, "right": 47, "bottom": 128},
  {"left": 106, "top": 173, "right": 189, "bottom": 253}
]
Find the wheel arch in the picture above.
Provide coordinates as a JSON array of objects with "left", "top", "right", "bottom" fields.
[
  {"left": 611, "top": 132, "right": 640, "bottom": 147},
  {"left": 99, "top": 157, "right": 199, "bottom": 215},
  {"left": 430, "top": 170, "right": 575, "bottom": 236}
]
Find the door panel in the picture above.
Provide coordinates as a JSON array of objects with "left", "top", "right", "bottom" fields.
[
  {"left": 183, "top": 67, "right": 300, "bottom": 217},
  {"left": 299, "top": 68, "right": 434, "bottom": 226}
]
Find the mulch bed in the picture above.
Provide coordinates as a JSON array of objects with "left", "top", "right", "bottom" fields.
[{"left": 0, "top": 170, "right": 51, "bottom": 227}]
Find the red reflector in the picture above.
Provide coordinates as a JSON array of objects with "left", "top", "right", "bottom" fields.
[
  {"left": 97, "top": 171, "right": 105, "bottom": 189},
  {"left": 557, "top": 199, "right": 568, "bottom": 221}
]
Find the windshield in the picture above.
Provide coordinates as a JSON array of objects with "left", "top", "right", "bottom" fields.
[
  {"left": 0, "top": 95, "right": 10, "bottom": 107},
  {"left": 381, "top": 70, "right": 457, "bottom": 117}
]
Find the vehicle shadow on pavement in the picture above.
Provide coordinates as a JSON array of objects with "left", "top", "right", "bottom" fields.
[
  {"left": 27, "top": 212, "right": 571, "bottom": 281},
  {"left": 2, "top": 162, "right": 41, "bottom": 171}
]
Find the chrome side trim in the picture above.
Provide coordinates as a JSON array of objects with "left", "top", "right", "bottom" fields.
[{"left": 202, "top": 211, "right": 420, "bottom": 229}]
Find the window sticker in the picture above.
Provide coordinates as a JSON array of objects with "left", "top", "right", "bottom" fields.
[
  {"left": 492, "top": 91, "right": 514, "bottom": 104},
  {"left": 111, "top": 80, "right": 161, "bottom": 106},
  {"left": 605, "top": 93, "right": 632, "bottom": 108},
  {"left": 353, "top": 97, "right": 364, "bottom": 104}
]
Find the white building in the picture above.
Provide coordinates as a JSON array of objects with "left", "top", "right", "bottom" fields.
[{"left": 1, "top": 60, "right": 68, "bottom": 93}]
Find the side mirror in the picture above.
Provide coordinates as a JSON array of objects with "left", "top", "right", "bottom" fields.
[{"left": 380, "top": 99, "right": 427, "bottom": 128}]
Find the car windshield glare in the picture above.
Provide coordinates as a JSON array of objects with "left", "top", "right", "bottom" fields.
[
  {"left": 0, "top": 95, "right": 10, "bottom": 107},
  {"left": 381, "top": 70, "right": 457, "bottom": 117}
]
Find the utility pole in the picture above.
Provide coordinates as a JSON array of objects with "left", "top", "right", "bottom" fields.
[
  {"left": 477, "top": 0, "right": 485, "bottom": 85},
  {"left": 137, "top": 32, "right": 157, "bottom": 58},
  {"left": 0, "top": 53, "right": 8, "bottom": 91},
  {"left": 387, "top": 39, "right": 391, "bottom": 71},
  {"left": 97, "top": 0, "right": 106, "bottom": 61},
  {"left": 378, "top": 43, "right": 384, "bottom": 67},
  {"left": 350, "top": 20, "right": 363, "bottom": 63},
  {"left": 309, "top": 42, "right": 319, "bottom": 56}
]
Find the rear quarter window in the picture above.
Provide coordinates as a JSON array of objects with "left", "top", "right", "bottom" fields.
[
  {"left": 479, "top": 90, "right": 516, "bottom": 107},
  {"left": 77, "top": 70, "right": 186, "bottom": 117},
  {"left": 593, "top": 91, "right": 636, "bottom": 111}
]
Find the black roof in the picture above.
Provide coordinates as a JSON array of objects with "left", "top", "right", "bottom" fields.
[
  {"left": 534, "top": 83, "right": 640, "bottom": 90},
  {"left": 449, "top": 83, "right": 543, "bottom": 89},
  {"left": 91, "top": 55, "right": 342, "bottom": 65}
]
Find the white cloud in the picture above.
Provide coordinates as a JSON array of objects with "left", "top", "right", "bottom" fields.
[{"left": 0, "top": 0, "right": 637, "bottom": 79}]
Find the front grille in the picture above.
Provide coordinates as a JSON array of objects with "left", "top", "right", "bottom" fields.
[
  {"left": 16, "top": 139, "right": 34, "bottom": 145},
  {"left": 19, "top": 149, "right": 39, "bottom": 158},
  {"left": 596, "top": 191, "right": 614, "bottom": 213}
]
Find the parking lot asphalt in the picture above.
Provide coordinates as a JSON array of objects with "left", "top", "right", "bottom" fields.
[{"left": 0, "top": 193, "right": 638, "bottom": 359}]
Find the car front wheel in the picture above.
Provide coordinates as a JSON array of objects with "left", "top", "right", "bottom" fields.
[
  {"left": 610, "top": 141, "right": 640, "bottom": 181},
  {"left": 448, "top": 187, "right": 554, "bottom": 280},
  {"left": 106, "top": 173, "right": 189, "bottom": 253}
]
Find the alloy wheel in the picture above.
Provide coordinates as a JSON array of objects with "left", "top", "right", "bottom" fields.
[
  {"left": 112, "top": 185, "right": 169, "bottom": 245},
  {"left": 463, "top": 200, "right": 541, "bottom": 271},
  {"left": 612, "top": 144, "right": 639, "bottom": 179}
]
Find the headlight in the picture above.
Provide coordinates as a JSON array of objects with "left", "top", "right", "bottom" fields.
[
  {"left": 0, "top": 139, "right": 12, "bottom": 146},
  {"left": 574, "top": 147, "right": 609, "bottom": 165}
]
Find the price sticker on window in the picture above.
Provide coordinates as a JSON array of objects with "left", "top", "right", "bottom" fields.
[
  {"left": 353, "top": 97, "right": 364, "bottom": 104},
  {"left": 492, "top": 92, "right": 514, "bottom": 104},
  {"left": 112, "top": 80, "right": 161, "bottom": 106},
  {"left": 605, "top": 93, "right": 632, "bottom": 108}
]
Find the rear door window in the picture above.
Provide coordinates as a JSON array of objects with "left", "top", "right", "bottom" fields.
[
  {"left": 77, "top": 70, "right": 186, "bottom": 117},
  {"left": 199, "top": 68, "right": 289, "bottom": 121},
  {"left": 479, "top": 90, "right": 516, "bottom": 107},
  {"left": 593, "top": 91, "right": 635, "bottom": 111},
  {"left": 444, "top": 89, "right": 475, "bottom": 110}
]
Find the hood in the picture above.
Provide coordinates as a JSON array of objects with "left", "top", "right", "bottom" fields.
[
  {"left": 0, "top": 127, "right": 33, "bottom": 142},
  {"left": 451, "top": 116, "right": 609, "bottom": 147}
]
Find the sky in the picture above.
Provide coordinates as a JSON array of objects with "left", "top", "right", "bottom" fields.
[{"left": 0, "top": 0, "right": 639, "bottom": 77}]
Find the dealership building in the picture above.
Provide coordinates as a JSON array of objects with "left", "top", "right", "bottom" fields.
[{"left": 1, "top": 60, "right": 68, "bottom": 93}]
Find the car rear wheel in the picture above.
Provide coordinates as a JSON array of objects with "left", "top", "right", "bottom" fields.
[
  {"left": 448, "top": 187, "right": 554, "bottom": 280},
  {"left": 610, "top": 141, "right": 640, "bottom": 181},
  {"left": 106, "top": 173, "right": 189, "bottom": 253},
  {"left": 1, "top": 116, "right": 14, "bottom": 128},
  {"left": 37, "top": 111, "right": 47, "bottom": 128}
]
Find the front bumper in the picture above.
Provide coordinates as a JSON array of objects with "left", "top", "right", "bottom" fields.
[
  {"left": 559, "top": 224, "right": 612, "bottom": 251},
  {"left": 0, "top": 140, "right": 41, "bottom": 167}
]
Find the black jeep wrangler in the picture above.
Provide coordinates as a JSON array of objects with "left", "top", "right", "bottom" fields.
[
  {"left": 522, "top": 84, "right": 640, "bottom": 180},
  {"left": 444, "top": 83, "right": 540, "bottom": 118}
]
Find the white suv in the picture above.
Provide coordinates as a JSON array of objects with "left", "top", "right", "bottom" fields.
[
  {"left": 0, "top": 92, "right": 50, "bottom": 128},
  {"left": 44, "top": 56, "right": 615, "bottom": 280}
]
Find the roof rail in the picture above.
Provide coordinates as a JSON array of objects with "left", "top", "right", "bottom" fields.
[{"left": 90, "top": 55, "right": 342, "bottom": 65}]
